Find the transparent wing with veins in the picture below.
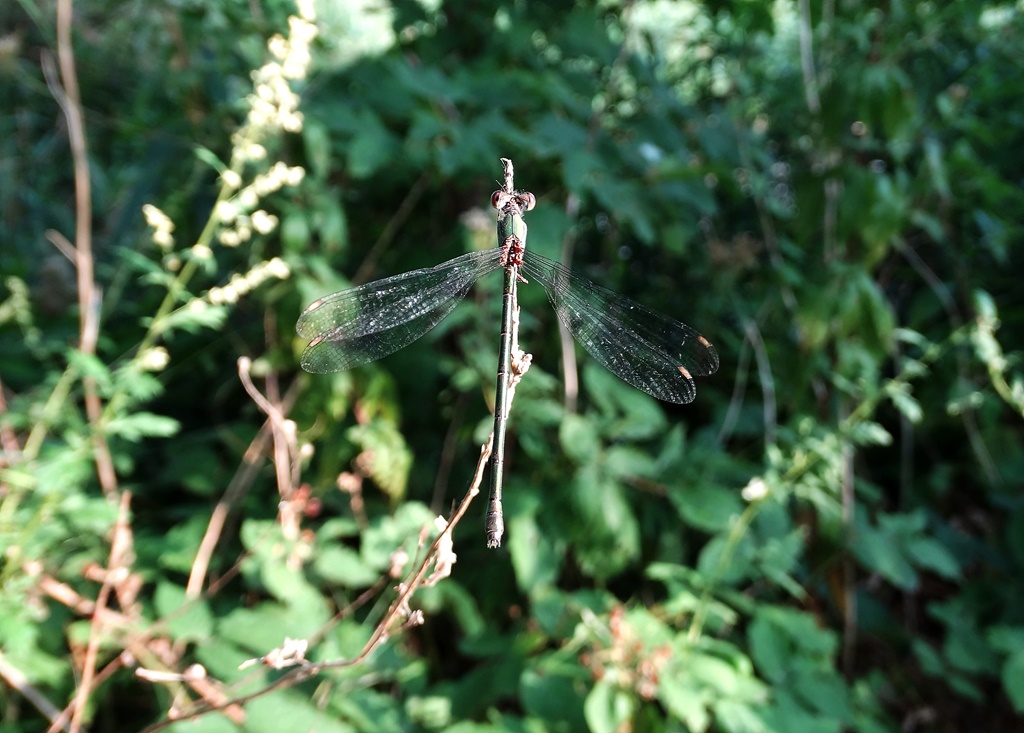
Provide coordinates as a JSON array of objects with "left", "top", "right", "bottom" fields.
[
  {"left": 521, "top": 251, "right": 719, "bottom": 404},
  {"left": 297, "top": 249, "right": 503, "bottom": 373}
]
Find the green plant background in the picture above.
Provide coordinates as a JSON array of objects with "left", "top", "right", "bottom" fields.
[{"left": 2, "top": 0, "right": 1023, "bottom": 731}]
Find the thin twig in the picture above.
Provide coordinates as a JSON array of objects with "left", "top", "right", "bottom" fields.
[
  {"left": 237, "top": 357, "right": 303, "bottom": 551},
  {"left": 47, "top": 0, "right": 119, "bottom": 499},
  {"left": 716, "top": 325, "right": 752, "bottom": 446},
  {"left": 0, "top": 651, "right": 69, "bottom": 732},
  {"left": 69, "top": 491, "right": 132, "bottom": 733},
  {"left": 46, "top": 653, "right": 128, "bottom": 733},
  {"left": 139, "top": 436, "right": 495, "bottom": 733},
  {"left": 797, "top": 0, "right": 820, "bottom": 115},
  {"left": 187, "top": 377, "right": 301, "bottom": 599},
  {"left": 743, "top": 318, "right": 777, "bottom": 448}
]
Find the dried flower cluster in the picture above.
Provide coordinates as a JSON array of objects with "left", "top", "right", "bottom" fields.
[
  {"left": 215, "top": 162, "right": 304, "bottom": 247},
  {"left": 142, "top": 204, "right": 175, "bottom": 250},
  {"left": 210, "top": 0, "right": 317, "bottom": 247},
  {"left": 207, "top": 257, "right": 291, "bottom": 306}
]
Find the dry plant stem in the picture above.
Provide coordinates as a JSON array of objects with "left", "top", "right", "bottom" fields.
[
  {"left": 0, "top": 651, "right": 69, "bottom": 732},
  {"left": 558, "top": 191, "right": 581, "bottom": 413},
  {"left": 44, "top": 228, "right": 77, "bottom": 265},
  {"left": 48, "top": 0, "right": 118, "bottom": 498},
  {"left": 359, "top": 438, "right": 492, "bottom": 655},
  {"left": 237, "top": 357, "right": 302, "bottom": 546},
  {"left": 797, "top": 0, "right": 821, "bottom": 115},
  {"left": 187, "top": 378, "right": 301, "bottom": 598},
  {"left": 734, "top": 130, "right": 798, "bottom": 313},
  {"left": 264, "top": 309, "right": 304, "bottom": 490},
  {"left": 37, "top": 571, "right": 245, "bottom": 725},
  {"left": 139, "top": 438, "right": 497, "bottom": 733},
  {"left": 46, "top": 654, "right": 128, "bottom": 733},
  {"left": 54, "top": 0, "right": 93, "bottom": 349},
  {"left": 69, "top": 491, "right": 131, "bottom": 733},
  {"left": 305, "top": 575, "right": 392, "bottom": 651}
]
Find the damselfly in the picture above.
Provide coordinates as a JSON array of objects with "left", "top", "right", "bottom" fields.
[{"left": 297, "top": 159, "right": 718, "bottom": 548}]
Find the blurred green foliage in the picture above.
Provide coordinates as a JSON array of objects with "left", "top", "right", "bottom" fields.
[{"left": 2, "top": 0, "right": 1023, "bottom": 731}]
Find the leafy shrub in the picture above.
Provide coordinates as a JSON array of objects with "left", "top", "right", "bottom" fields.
[{"left": 1, "top": 1, "right": 1023, "bottom": 731}]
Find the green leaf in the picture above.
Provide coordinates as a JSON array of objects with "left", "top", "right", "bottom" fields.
[
  {"left": 509, "top": 498, "right": 563, "bottom": 594},
  {"left": 559, "top": 412, "right": 601, "bottom": 463},
  {"left": 697, "top": 534, "right": 753, "bottom": 585},
  {"left": 749, "top": 612, "right": 790, "bottom": 683},
  {"left": 105, "top": 412, "right": 180, "bottom": 441},
  {"left": 67, "top": 350, "right": 113, "bottom": 392},
  {"left": 281, "top": 210, "right": 312, "bottom": 253},
  {"left": 520, "top": 666, "right": 588, "bottom": 730},
  {"left": 158, "top": 302, "right": 229, "bottom": 335},
  {"left": 347, "top": 108, "right": 397, "bottom": 178},
  {"left": 360, "top": 501, "right": 436, "bottom": 570},
  {"left": 346, "top": 421, "right": 412, "bottom": 501},
  {"left": 887, "top": 385, "right": 922, "bottom": 423},
  {"left": 155, "top": 582, "right": 214, "bottom": 644},
  {"left": 604, "top": 445, "right": 657, "bottom": 480},
  {"left": 658, "top": 671, "right": 710, "bottom": 732},
  {"left": 713, "top": 698, "right": 768, "bottom": 733},
  {"left": 192, "top": 145, "right": 227, "bottom": 172},
  {"left": 570, "top": 470, "right": 640, "bottom": 578},
  {"left": 793, "top": 668, "right": 852, "bottom": 720},
  {"left": 852, "top": 516, "right": 918, "bottom": 590},
  {"left": 245, "top": 692, "right": 356, "bottom": 733},
  {"left": 313, "top": 545, "right": 380, "bottom": 588},
  {"left": 904, "top": 535, "right": 961, "bottom": 579},
  {"left": 1001, "top": 650, "right": 1024, "bottom": 713},
  {"left": 847, "top": 420, "right": 892, "bottom": 447},
  {"left": 584, "top": 680, "right": 635, "bottom": 733},
  {"left": 987, "top": 626, "right": 1024, "bottom": 654},
  {"left": 673, "top": 483, "right": 743, "bottom": 532}
]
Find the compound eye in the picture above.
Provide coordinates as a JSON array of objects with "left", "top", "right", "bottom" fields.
[
  {"left": 490, "top": 190, "right": 506, "bottom": 210},
  {"left": 519, "top": 192, "right": 536, "bottom": 212}
]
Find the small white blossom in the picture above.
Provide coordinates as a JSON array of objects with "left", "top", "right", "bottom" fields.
[
  {"left": 251, "top": 210, "right": 279, "bottom": 234},
  {"left": 266, "top": 257, "right": 291, "bottom": 279},
  {"left": 138, "top": 346, "right": 170, "bottom": 372},
  {"left": 238, "top": 187, "right": 259, "bottom": 209},
  {"left": 741, "top": 477, "right": 769, "bottom": 502},
  {"left": 191, "top": 244, "right": 213, "bottom": 260},
  {"left": 215, "top": 201, "right": 238, "bottom": 222},
  {"left": 221, "top": 169, "right": 242, "bottom": 189},
  {"left": 218, "top": 230, "right": 241, "bottom": 247},
  {"left": 152, "top": 230, "right": 175, "bottom": 249},
  {"left": 296, "top": 0, "right": 316, "bottom": 21}
]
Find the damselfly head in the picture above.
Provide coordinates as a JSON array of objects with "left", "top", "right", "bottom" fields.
[{"left": 491, "top": 190, "right": 536, "bottom": 213}]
